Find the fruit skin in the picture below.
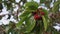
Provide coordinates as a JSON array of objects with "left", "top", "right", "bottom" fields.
[
  {"left": 34, "top": 14, "right": 42, "bottom": 20},
  {"left": 40, "top": 11, "right": 45, "bottom": 15}
]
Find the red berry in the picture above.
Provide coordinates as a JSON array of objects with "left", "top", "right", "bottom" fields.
[
  {"left": 34, "top": 14, "right": 41, "bottom": 20},
  {"left": 40, "top": 12, "right": 45, "bottom": 15}
]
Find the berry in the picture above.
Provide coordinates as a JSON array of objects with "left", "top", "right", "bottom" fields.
[
  {"left": 34, "top": 14, "right": 42, "bottom": 20},
  {"left": 40, "top": 12, "right": 45, "bottom": 15}
]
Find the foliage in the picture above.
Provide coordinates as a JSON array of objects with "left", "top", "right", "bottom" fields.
[{"left": 0, "top": 0, "right": 60, "bottom": 34}]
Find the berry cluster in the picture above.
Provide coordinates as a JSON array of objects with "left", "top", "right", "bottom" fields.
[{"left": 32, "top": 8, "right": 45, "bottom": 20}]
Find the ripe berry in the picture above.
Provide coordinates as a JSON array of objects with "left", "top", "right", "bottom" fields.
[
  {"left": 34, "top": 14, "right": 42, "bottom": 20},
  {"left": 40, "top": 12, "right": 45, "bottom": 15}
]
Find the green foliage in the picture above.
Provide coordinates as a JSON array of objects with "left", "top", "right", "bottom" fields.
[
  {"left": 42, "top": 16, "right": 48, "bottom": 31},
  {"left": 52, "top": 0, "right": 60, "bottom": 13},
  {"left": 16, "top": 0, "right": 49, "bottom": 33},
  {"left": 40, "top": 0, "right": 46, "bottom": 3},
  {"left": 42, "top": 9, "right": 48, "bottom": 19},
  {"left": 16, "top": 1, "right": 39, "bottom": 28},
  {"left": 16, "top": 15, "right": 28, "bottom": 27},
  {"left": 24, "top": 1, "right": 39, "bottom": 10},
  {"left": 42, "top": 9, "right": 49, "bottom": 31},
  {"left": 16, "top": 1, "right": 39, "bottom": 33},
  {"left": 20, "top": 10, "right": 33, "bottom": 18},
  {"left": 24, "top": 17, "right": 36, "bottom": 33},
  {"left": 4, "top": 0, "right": 13, "bottom": 10},
  {"left": 0, "top": 0, "right": 60, "bottom": 34}
]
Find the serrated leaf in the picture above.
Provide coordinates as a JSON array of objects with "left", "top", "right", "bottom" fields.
[{"left": 42, "top": 16, "right": 48, "bottom": 31}]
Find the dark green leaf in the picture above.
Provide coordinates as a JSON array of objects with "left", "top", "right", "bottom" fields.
[
  {"left": 40, "top": 0, "right": 46, "bottom": 3},
  {"left": 24, "top": 1, "right": 39, "bottom": 10}
]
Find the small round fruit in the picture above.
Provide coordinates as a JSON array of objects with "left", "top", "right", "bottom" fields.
[
  {"left": 40, "top": 12, "right": 45, "bottom": 15},
  {"left": 34, "top": 14, "right": 41, "bottom": 20}
]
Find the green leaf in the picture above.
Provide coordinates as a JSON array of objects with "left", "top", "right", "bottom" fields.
[
  {"left": 40, "top": 0, "right": 46, "bottom": 3},
  {"left": 42, "top": 16, "right": 48, "bottom": 31},
  {"left": 42, "top": 9, "right": 48, "bottom": 19},
  {"left": 24, "top": 17, "right": 36, "bottom": 33},
  {"left": 52, "top": 0, "right": 60, "bottom": 13},
  {"left": 42, "top": 9, "right": 48, "bottom": 15},
  {"left": 16, "top": 13, "right": 32, "bottom": 27},
  {"left": 24, "top": 1, "right": 39, "bottom": 10},
  {"left": 16, "top": 16, "right": 27, "bottom": 27},
  {"left": 7, "top": 3, "right": 12, "bottom": 10},
  {"left": 20, "top": 10, "right": 32, "bottom": 18}
]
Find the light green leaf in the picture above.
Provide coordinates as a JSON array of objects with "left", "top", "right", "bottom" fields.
[
  {"left": 16, "top": 16, "right": 27, "bottom": 27},
  {"left": 42, "top": 16, "right": 48, "bottom": 31},
  {"left": 52, "top": 0, "right": 60, "bottom": 13},
  {"left": 24, "top": 17, "right": 36, "bottom": 33},
  {"left": 20, "top": 10, "right": 32, "bottom": 18},
  {"left": 16, "top": 13, "right": 32, "bottom": 27}
]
